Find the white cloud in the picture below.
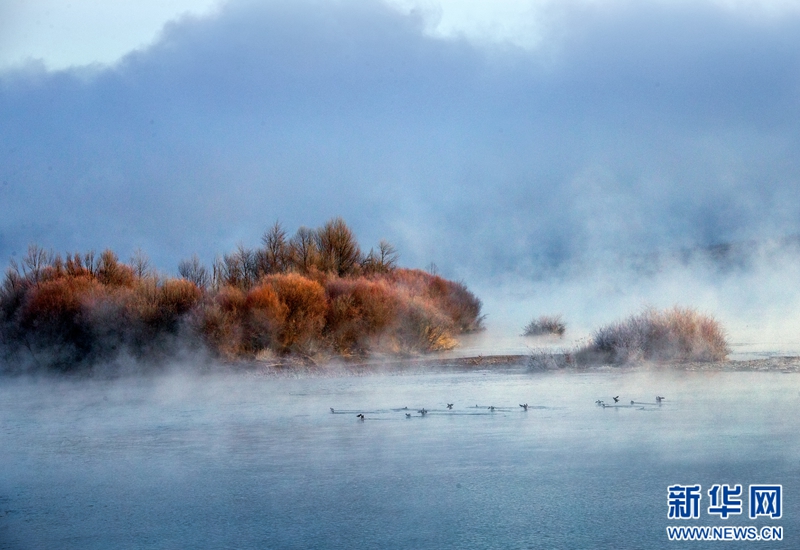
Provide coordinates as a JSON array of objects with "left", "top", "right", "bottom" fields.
[
  {"left": 385, "top": 0, "right": 800, "bottom": 49},
  {"left": 4, "top": 0, "right": 798, "bottom": 71},
  {"left": 0, "top": 0, "right": 222, "bottom": 70}
]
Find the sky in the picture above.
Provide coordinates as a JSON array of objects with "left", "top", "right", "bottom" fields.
[{"left": 2, "top": 0, "right": 800, "bottom": 344}]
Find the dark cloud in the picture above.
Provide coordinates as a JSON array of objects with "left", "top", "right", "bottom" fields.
[{"left": 1, "top": 0, "right": 799, "bottom": 280}]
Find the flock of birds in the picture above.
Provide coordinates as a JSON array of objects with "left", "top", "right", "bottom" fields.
[
  {"left": 330, "top": 403, "right": 535, "bottom": 421},
  {"left": 595, "top": 395, "right": 666, "bottom": 409},
  {"left": 331, "top": 396, "right": 667, "bottom": 421}
]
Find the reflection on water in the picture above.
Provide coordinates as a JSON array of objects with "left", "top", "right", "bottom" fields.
[{"left": 1, "top": 368, "right": 799, "bottom": 549}]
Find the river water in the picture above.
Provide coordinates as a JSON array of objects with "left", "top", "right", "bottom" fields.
[{"left": 1, "top": 367, "right": 798, "bottom": 549}]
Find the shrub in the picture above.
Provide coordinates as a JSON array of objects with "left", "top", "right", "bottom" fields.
[
  {"left": 244, "top": 283, "right": 287, "bottom": 352},
  {"left": 195, "top": 285, "right": 247, "bottom": 359},
  {"left": 264, "top": 273, "right": 327, "bottom": 352},
  {"left": 158, "top": 279, "right": 202, "bottom": 317},
  {"left": 96, "top": 249, "right": 135, "bottom": 287},
  {"left": 388, "top": 268, "right": 484, "bottom": 333},
  {"left": 324, "top": 277, "right": 400, "bottom": 353},
  {"left": 433, "top": 279, "right": 484, "bottom": 333},
  {"left": 393, "top": 297, "right": 458, "bottom": 352},
  {"left": 578, "top": 307, "right": 728, "bottom": 364},
  {"left": 19, "top": 275, "right": 94, "bottom": 332},
  {"left": 15, "top": 276, "right": 120, "bottom": 369},
  {"left": 523, "top": 315, "right": 566, "bottom": 337}
]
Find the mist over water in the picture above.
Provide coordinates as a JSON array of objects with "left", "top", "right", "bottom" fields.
[
  {"left": 2, "top": 367, "right": 798, "bottom": 548},
  {"left": 467, "top": 239, "right": 800, "bottom": 359}
]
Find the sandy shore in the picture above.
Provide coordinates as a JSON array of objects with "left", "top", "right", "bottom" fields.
[{"left": 230, "top": 353, "right": 800, "bottom": 375}]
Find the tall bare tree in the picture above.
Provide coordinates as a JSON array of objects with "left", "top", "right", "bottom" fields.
[
  {"left": 315, "top": 217, "right": 362, "bottom": 277},
  {"left": 289, "top": 226, "right": 319, "bottom": 274},
  {"left": 21, "top": 244, "right": 52, "bottom": 286},
  {"left": 258, "top": 221, "right": 291, "bottom": 275},
  {"left": 130, "top": 248, "right": 152, "bottom": 279},
  {"left": 219, "top": 245, "right": 257, "bottom": 289},
  {"left": 178, "top": 254, "right": 210, "bottom": 288}
]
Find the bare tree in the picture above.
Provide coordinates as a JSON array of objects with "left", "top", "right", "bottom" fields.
[
  {"left": 362, "top": 239, "right": 399, "bottom": 274},
  {"left": 130, "top": 248, "right": 152, "bottom": 279},
  {"left": 218, "top": 244, "right": 257, "bottom": 289},
  {"left": 21, "top": 244, "right": 52, "bottom": 285},
  {"left": 257, "top": 221, "right": 291, "bottom": 275},
  {"left": 2, "top": 260, "right": 25, "bottom": 295},
  {"left": 377, "top": 240, "right": 398, "bottom": 271},
  {"left": 289, "top": 226, "right": 319, "bottom": 273},
  {"left": 178, "top": 254, "right": 210, "bottom": 288},
  {"left": 211, "top": 257, "right": 225, "bottom": 290},
  {"left": 315, "top": 218, "right": 362, "bottom": 277},
  {"left": 83, "top": 250, "right": 97, "bottom": 276}
]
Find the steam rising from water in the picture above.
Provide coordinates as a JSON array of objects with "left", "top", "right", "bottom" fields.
[
  {"left": 1, "top": 369, "right": 799, "bottom": 548},
  {"left": 465, "top": 239, "right": 800, "bottom": 358}
]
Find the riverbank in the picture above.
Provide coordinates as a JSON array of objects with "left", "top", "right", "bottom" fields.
[{"left": 227, "top": 352, "right": 800, "bottom": 376}]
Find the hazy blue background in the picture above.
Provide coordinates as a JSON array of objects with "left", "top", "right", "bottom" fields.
[{"left": 3, "top": 0, "right": 800, "bottom": 344}]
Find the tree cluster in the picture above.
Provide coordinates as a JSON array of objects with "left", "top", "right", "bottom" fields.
[
  {"left": 206, "top": 218, "right": 399, "bottom": 291},
  {"left": 0, "top": 219, "right": 483, "bottom": 373}
]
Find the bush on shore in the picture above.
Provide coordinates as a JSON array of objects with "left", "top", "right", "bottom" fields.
[
  {"left": 576, "top": 307, "right": 728, "bottom": 364},
  {"left": 522, "top": 315, "right": 566, "bottom": 337},
  {"left": 0, "top": 221, "right": 484, "bottom": 372}
]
